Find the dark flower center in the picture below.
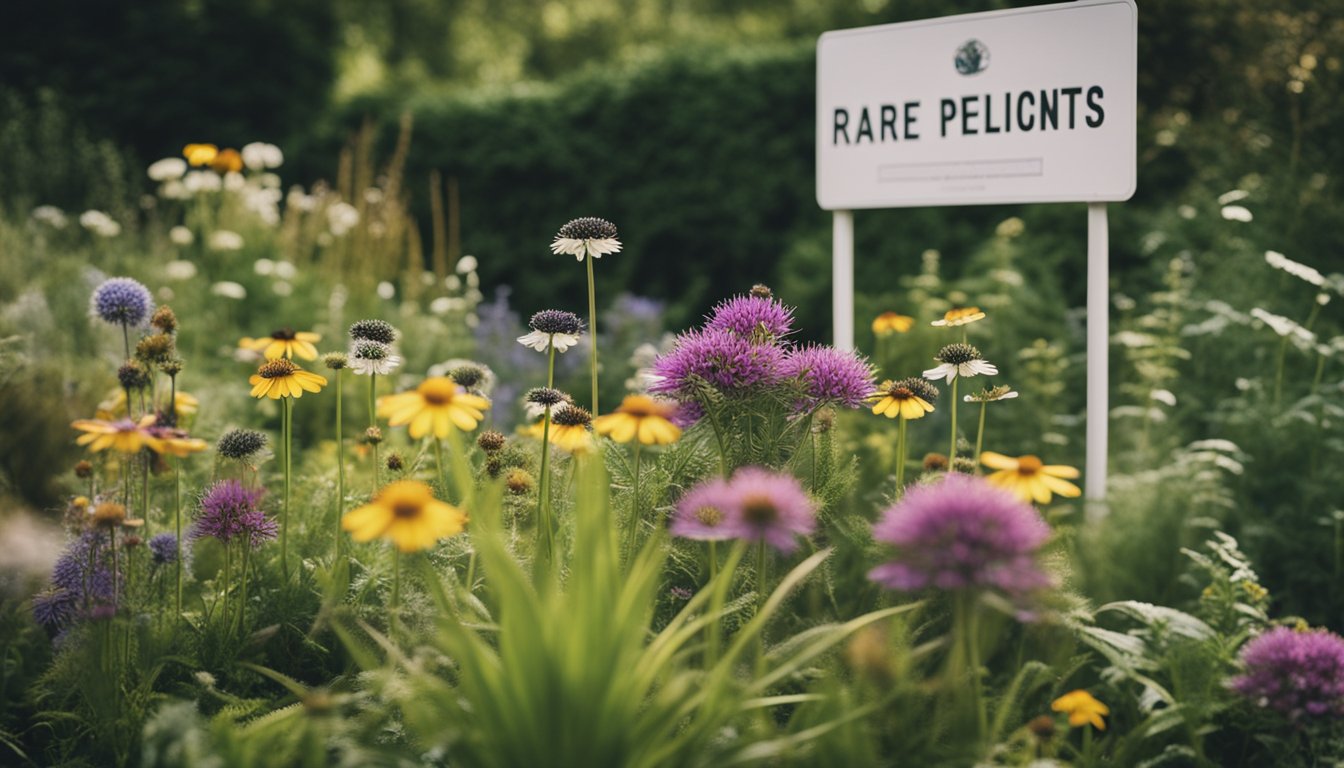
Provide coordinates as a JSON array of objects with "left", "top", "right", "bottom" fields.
[
  {"left": 552, "top": 405, "right": 593, "bottom": 427},
  {"left": 695, "top": 506, "right": 723, "bottom": 527},
  {"left": 259, "top": 359, "right": 298, "bottom": 378},
  {"left": 271, "top": 328, "right": 296, "bottom": 340},
  {"left": 1017, "top": 456, "right": 1043, "bottom": 474},
  {"left": 557, "top": 216, "right": 618, "bottom": 241},
  {"left": 741, "top": 494, "right": 779, "bottom": 526},
  {"left": 936, "top": 343, "right": 981, "bottom": 366},
  {"left": 392, "top": 502, "right": 421, "bottom": 519}
]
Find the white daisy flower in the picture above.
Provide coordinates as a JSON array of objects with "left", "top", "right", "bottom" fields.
[
  {"left": 518, "top": 309, "right": 585, "bottom": 353},
  {"left": 348, "top": 340, "right": 402, "bottom": 376},
  {"left": 550, "top": 217, "right": 621, "bottom": 262},
  {"left": 169, "top": 225, "right": 194, "bottom": 246},
  {"left": 923, "top": 343, "right": 998, "bottom": 383},
  {"left": 963, "top": 385, "right": 1019, "bottom": 403},
  {"left": 208, "top": 230, "right": 244, "bottom": 251},
  {"left": 517, "top": 329, "right": 581, "bottom": 353},
  {"left": 148, "top": 157, "right": 187, "bottom": 182}
]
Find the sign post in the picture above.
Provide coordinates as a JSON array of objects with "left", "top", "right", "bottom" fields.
[{"left": 817, "top": 0, "right": 1136, "bottom": 501}]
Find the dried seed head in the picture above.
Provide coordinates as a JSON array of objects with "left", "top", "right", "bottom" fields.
[
  {"left": 348, "top": 319, "right": 397, "bottom": 345},
  {"left": 477, "top": 430, "right": 506, "bottom": 453},
  {"left": 556, "top": 217, "right": 618, "bottom": 241}
]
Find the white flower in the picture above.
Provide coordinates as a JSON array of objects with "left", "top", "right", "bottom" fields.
[
  {"left": 550, "top": 217, "right": 622, "bottom": 262},
  {"left": 1265, "top": 250, "right": 1325, "bottom": 287},
  {"left": 444, "top": 275, "right": 461, "bottom": 291},
  {"left": 1150, "top": 389, "right": 1177, "bottom": 406},
  {"left": 79, "top": 210, "right": 121, "bottom": 237},
  {"left": 223, "top": 171, "right": 246, "bottom": 192},
  {"left": 210, "top": 281, "right": 247, "bottom": 300},
  {"left": 208, "top": 230, "right": 244, "bottom": 251},
  {"left": 456, "top": 255, "right": 478, "bottom": 273},
  {"left": 272, "top": 281, "right": 293, "bottom": 297},
  {"left": 274, "top": 261, "right": 297, "bottom": 280},
  {"left": 348, "top": 340, "right": 402, "bottom": 376},
  {"left": 517, "top": 329, "right": 581, "bottom": 353},
  {"left": 963, "top": 386, "right": 1019, "bottom": 403},
  {"left": 923, "top": 359, "right": 998, "bottom": 383},
  {"left": 161, "top": 180, "right": 189, "bottom": 200},
  {"left": 183, "top": 170, "right": 222, "bottom": 194},
  {"left": 327, "top": 202, "right": 360, "bottom": 236},
  {"left": 241, "top": 142, "right": 284, "bottom": 171},
  {"left": 363, "top": 187, "right": 384, "bottom": 204},
  {"left": 287, "top": 186, "right": 317, "bottom": 212},
  {"left": 1251, "top": 307, "right": 1316, "bottom": 349},
  {"left": 429, "top": 297, "right": 452, "bottom": 315},
  {"left": 169, "top": 225, "right": 194, "bottom": 246},
  {"left": 376, "top": 281, "right": 395, "bottom": 300},
  {"left": 148, "top": 157, "right": 187, "bottom": 182},
  {"left": 254, "top": 258, "right": 275, "bottom": 276},
  {"left": 1220, "top": 205, "right": 1253, "bottom": 222},
  {"left": 1217, "top": 189, "right": 1249, "bottom": 205},
  {"left": 31, "top": 205, "right": 68, "bottom": 228},
  {"left": 165, "top": 260, "right": 198, "bottom": 281}
]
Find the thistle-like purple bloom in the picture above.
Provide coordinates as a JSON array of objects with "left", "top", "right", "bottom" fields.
[
  {"left": 648, "top": 328, "right": 784, "bottom": 398},
  {"left": 192, "top": 481, "right": 277, "bottom": 548},
  {"left": 91, "top": 277, "right": 154, "bottom": 326},
  {"left": 704, "top": 295, "right": 794, "bottom": 341},
  {"left": 36, "top": 531, "right": 116, "bottom": 631},
  {"left": 781, "top": 344, "right": 877, "bottom": 410},
  {"left": 729, "top": 467, "right": 818, "bottom": 553},
  {"left": 671, "top": 400, "right": 704, "bottom": 429},
  {"left": 148, "top": 532, "right": 178, "bottom": 565},
  {"left": 32, "top": 588, "right": 77, "bottom": 631},
  {"left": 1230, "top": 627, "right": 1344, "bottom": 721},
  {"left": 869, "top": 474, "right": 1052, "bottom": 595},
  {"left": 671, "top": 477, "right": 738, "bottom": 541}
]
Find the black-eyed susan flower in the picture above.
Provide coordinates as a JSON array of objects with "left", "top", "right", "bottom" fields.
[
  {"left": 182, "top": 143, "right": 219, "bottom": 167},
  {"left": 931, "top": 306, "right": 987, "bottom": 328},
  {"left": 239, "top": 328, "right": 321, "bottom": 360},
  {"left": 145, "top": 424, "right": 208, "bottom": 457},
  {"left": 923, "top": 343, "right": 998, "bottom": 383},
  {"left": 72, "top": 416, "right": 162, "bottom": 454},
  {"left": 592, "top": 395, "right": 682, "bottom": 445},
  {"left": 548, "top": 404, "right": 594, "bottom": 453},
  {"left": 550, "top": 217, "right": 621, "bottom": 262},
  {"left": 376, "top": 377, "right": 490, "bottom": 439},
  {"left": 342, "top": 480, "right": 467, "bottom": 552},
  {"left": 210, "top": 148, "right": 243, "bottom": 174},
  {"left": 1051, "top": 690, "right": 1109, "bottom": 731},
  {"left": 248, "top": 359, "right": 328, "bottom": 400},
  {"left": 980, "top": 452, "right": 1081, "bottom": 504},
  {"left": 872, "top": 312, "right": 914, "bottom": 337},
  {"left": 871, "top": 378, "right": 938, "bottom": 420}
]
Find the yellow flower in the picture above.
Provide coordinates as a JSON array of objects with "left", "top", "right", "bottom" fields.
[
  {"left": 72, "top": 415, "right": 162, "bottom": 454},
  {"left": 248, "top": 359, "right": 327, "bottom": 400},
  {"left": 1051, "top": 690, "right": 1109, "bottom": 731},
  {"left": 980, "top": 452, "right": 1081, "bottom": 504},
  {"left": 548, "top": 404, "right": 594, "bottom": 453},
  {"left": 592, "top": 395, "right": 682, "bottom": 445},
  {"left": 871, "top": 311, "right": 915, "bottom": 337},
  {"left": 97, "top": 389, "right": 198, "bottom": 420},
  {"left": 239, "top": 328, "right": 321, "bottom": 360},
  {"left": 211, "top": 148, "right": 243, "bottom": 174},
  {"left": 870, "top": 379, "right": 937, "bottom": 420},
  {"left": 183, "top": 143, "right": 219, "bottom": 167},
  {"left": 377, "top": 377, "right": 490, "bottom": 439},
  {"left": 931, "top": 306, "right": 987, "bottom": 327},
  {"left": 148, "top": 427, "right": 209, "bottom": 457},
  {"left": 342, "top": 480, "right": 467, "bottom": 552}
]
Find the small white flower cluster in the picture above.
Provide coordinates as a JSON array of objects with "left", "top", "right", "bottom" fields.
[
  {"left": 1264, "top": 250, "right": 1325, "bottom": 288},
  {"left": 79, "top": 210, "right": 121, "bottom": 238},
  {"left": 31, "top": 205, "right": 68, "bottom": 229},
  {"left": 241, "top": 142, "right": 283, "bottom": 171}
]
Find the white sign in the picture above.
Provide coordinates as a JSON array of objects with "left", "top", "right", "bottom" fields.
[{"left": 817, "top": 0, "right": 1136, "bottom": 210}]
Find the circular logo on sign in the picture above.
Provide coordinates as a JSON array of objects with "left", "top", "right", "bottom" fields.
[{"left": 954, "top": 39, "right": 990, "bottom": 75}]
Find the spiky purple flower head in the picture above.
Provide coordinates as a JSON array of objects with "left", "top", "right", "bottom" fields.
[
  {"left": 781, "top": 344, "right": 877, "bottom": 410},
  {"left": 1230, "top": 627, "right": 1344, "bottom": 721},
  {"left": 32, "top": 588, "right": 77, "bottom": 632},
  {"left": 648, "top": 328, "right": 784, "bottom": 398},
  {"left": 148, "top": 532, "right": 178, "bottom": 565},
  {"left": 38, "top": 531, "right": 116, "bottom": 631},
  {"left": 704, "top": 294, "right": 794, "bottom": 341},
  {"left": 91, "top": 277, "right": 154, "bottom": 326},
  {"left": 671, "top": 468, "right": 817, "bottom": 552},
  {"left": 869, "top": 474, "right": 1052, "bottom": 596},
  {"left": 192, "top": 480, "right": 277, "bottom": 548},
  {"left": 671, "top": 477, "right": 738, "bottom": 541},
  {"left": 671, "top": 400, "right": 704, "bottom": 429}
]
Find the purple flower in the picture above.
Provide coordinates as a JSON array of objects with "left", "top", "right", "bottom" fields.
[
  {"left": 648, "top": 328, "right": 784, "bottom": 398},
  {"left": 704, "top": 294, "right": 794, "bottom": 341},
  {"left": 192, "top": 481, "right": 277, "bottom": 548},
  {"left": 671, "top": 477, "right": 738, "bottom": 541},
  {"left": 671, "top": 400, "right": 704, "bottom": 429},
  {"left": 781, "top": 344, "right": 877, "bottom": 410},
  {"left": 32, "top": 588, "right": 77, "bottom": 631},
  {"left": 1230, "top": 627, "right": 1344, "bottom": 721},
  {"left": 37, "top": 531, "right": 117, "bottom": 630},
  {"left": 148, "top": 532, "right": 178, "bottom": 565},
  {"left": 671, "top": 468, "right": 817, "bottom": 553},
  {"left": 869, "top": 474, "right": 1052, "bottom": 596},
  {"left": 91, "top": 277, "right": 154, "bottom": 326}
]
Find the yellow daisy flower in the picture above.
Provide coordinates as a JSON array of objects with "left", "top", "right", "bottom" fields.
[
  {"left": 376, "top": 377, "right": 490, "bottom": 439},
  {"left": 248, "top": 359, "right": 328, "bottom": 400},
  {"left": 1051, "top": 690, "right": 1109, "bottom": 731},
  {"left": 871, "top": 311, "right": 915, "bottom": 337},
  {"left": 870, "top": 378, "right": 938, "bottom": 420},
  {"left": 96, "top": 389, "right": 198, "bottom": 420},
  {"left": 980, "top": 452, "right": 1082, "bottom": 504},
  {"left": 931, "top": 306, "right": 987, "bottom": 327},
  {"left": 211, "top": 148, "right": 243, "bottom": 174},
  {"left": 548, "top": 404, "right": 595, "bottom": 453},
  {"left": 182, "top": 143, "right": 219, "bottom": 167},
  {"left": 71, "top": 415, "right": 162, "bottom": 454},
  {"left": 592, "top": 395, "right": 682, "bottom": 445},
  {"left": 342, "top": 480, "right": 467, "bottom": 552},
  {"left": 147, "top": 426, "right": 209, "bottom": 457},
  {"left": 239, "top": 328, "right": 321, "bottom": 360}
]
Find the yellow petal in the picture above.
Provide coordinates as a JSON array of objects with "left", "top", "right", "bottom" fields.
[
  {"left": 1043, "top": 464, "right": 1081, "bottom": 480},
  {"left": 979, "top": 452, "right": 1018, "bottom": 470},
  {"left": 1041, "top": 474, "right": 1082, "bottom": 499}
]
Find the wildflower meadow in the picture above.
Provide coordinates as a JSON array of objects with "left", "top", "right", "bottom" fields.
[{"left": 2, "top": 2, "right": 1344, "bottom": 766}]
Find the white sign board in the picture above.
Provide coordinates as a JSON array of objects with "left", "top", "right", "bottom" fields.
[{"left": 817, "top": 0, "right": 1136, "bottom": 210}]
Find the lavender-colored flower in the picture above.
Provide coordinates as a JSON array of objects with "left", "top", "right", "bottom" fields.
[
  {"left": 648, "top": 328, "right": 784, "bottom": 398},
  {"left": 32, "top": 588, "right": 77, "bottom": 631},
  {"left": 671, "top": 477, "right": 738, "bottom": 541},
  {"left": 192, "top": 481, "right": 277, "bottom": 548},
  {"left": 869, "top": 474, "right": 1052, "bottom": 595},
  {"left": 39, "top": 532, "right": 117, "bottom": 630},
  {"left": 727, "top": 467, "right": 817, "bottom": 553},
  {"left": 781, "top": 344, "right": 877, "bottom": 410},
  {"left": 704, "top": 294, "right": 794, "bottom": 341},
  {"left": 148, "top": 532, "right": 178, "bottom": 565},
  {"left": 1230, "top": 627, "right": 1344, "bottom": 721},
  {"left": 91, "top": 277, "right": 154, "bottom": 326},
  {"left": 671, "top": 400, "right": 704, "bottom": 429}
]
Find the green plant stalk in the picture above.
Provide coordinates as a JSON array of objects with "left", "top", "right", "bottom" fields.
[
  {"left": 954, "top": 592, "right": 987, "bottom": 741},
  {"left": 334, "top": 371, "right": 345, "bottom": 562},
  {"left": 391, "top": 548, "right": 401, "bottom": 636},
  {"left": 706, "top": 541, "right": 746, "bottom": 667},
  {"left": 222, "top": 534, "right": 233, "bottom": 632},
  {"left": 121, "top": 322, "right": 131, "bottom": 362},
  {"left": 706, "top": 403, "right": 730, "bottom": 477},
  {"left": 435, "top": 437, "right": 446, "bottom": 494},
  {"left": 537, "top": 406, "right": 555, "bottom": 572},
  {"left": 282, "top": 396, "right": 292, "bottom": 579},
  {"left": 973, "top": 402, "right": 988, "bottom": 473},
  {"left": 896, "top": 417, "right": 908, "bottom": 492},
  {"left": 238, "top": 540, "right": 250, "bottom": 639},
  {"left": 586, "top": 254, "right": 600, "bottom": 417},
  {"left": 624, "top": 443, "right": 643, "bottom": 562},
  {"left": 754, "top": 540, "right": 768, "bottom": 673},
  {"left": 949, "top": 377, "right": 960, "bottom": 469},
  {"left": 174, "top": 459, "right": 182, "bottom": 619},
  {"left": 369, "top": 372, "right": 379, "bottom": 492},
  {"left": 141, "top": 453, "right": 150, "bottom": 537}
]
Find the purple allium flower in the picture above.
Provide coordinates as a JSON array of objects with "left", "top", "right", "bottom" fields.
[
  {"left": 727, "top": 467, "right": 817, "bottom": 553},
  {"left": 148, "top": 532, "right": 178, "bottom": 565},
  {"left": 671, "top": 477, "right": 738, "bottom": 541},
  {"left": 781, "top": 344, "right": 877, "bottom": 410},
  {"left": 192, "top": 481, "right": 277, "bottom": 548},
  {"left": 648, "top": 329, "right": 785, "bottom": 398},
  {"left": 704, "top": 295, "right": 794, "bottom": 341},
  {"left": 39, "top": 532, "right": 117, "bottom": 631},
  {"left": 1230, "top": 627, "right": 1344, "bottom": 721},
  {"left": 32, "top": 588, "right": 77, "bottom": 631},
  {"left": 90, "top": 277, "right": 154, "bottom": 326},
  {"left": 869, "top": 474, "right": 1052, "bottom": 595}
]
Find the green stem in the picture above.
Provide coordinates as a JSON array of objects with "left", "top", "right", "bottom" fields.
[
  {"left": 625, "top": 443, "right": 643, "bottom": 562},
  {"left": 335, "top": 371, "right": 344, "bottom": 560},
  {"left": 973, "top": 401, "right": 988, "bottom": 474},
  {"left": 537, "top": 407, "right": 555, "bottom": 571},
  {"left": 238, "top": 541, "right": 250, "bottom": 639},
  {"left": 174, "top": 459, "right": 182, "bottom": 619},
  {"left": 547, "top": 338, "right": 556, "bottom": 389},
  {"left": 142, "top": 452, "right": 151, "bottom": 537},
  {"left": 391, "top": 549, "right": 401, "bottom": 635},
  {"left": 896, "top": 416, "right": 908, "bottom": 492},
  {"left": 1273, "top": 337, "right": 1289, "bottom": 406},
  {"left": 955, "top": 592, "right": 987, "bottom": 740},
  {"left": 586, "top": 254, "right": 600, "bottom": 417},
  {"left": 282, "top": 396, "right": 292, "bottom": 580},
  {"left": 706, "top": 405, "right": 730, "bottom": 477},
  {"left": 222, "top": 536, "right": 233, "bottom": 631},
  {"left": 122, "top": 323, "right": 131, "bottom": 362},
  {"left": 435, "top": 437, "right": 446, "bottom": 494},
  {"left": 948, "top": 377, "right": 960, "bottom": 470},
  {"left": 754, "top": 540, "right": 768, "bottom": 673},
  {"left": 369, "top": 373, "right": 379, "bottom": 492}
]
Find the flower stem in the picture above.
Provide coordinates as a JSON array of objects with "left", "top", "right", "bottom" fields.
[
  {"left": 754, "top": 540, "right": 768, "bottom": 674},
  {"left": 174, "top": 459, "right": 182, "bottom": 619},
  {"left": 369, "top": 372, "right": 379, "bottom": 492},
  {"left": 237, "top": 540, "right": 250, "bottom": 639},
  {"left": 390, "top": 549, "right": 401, "bottom": 636},
  {"left": 948, "top": 377, "right": 960, "bottom": 469},
  {"left": 222, "top": 536, "right": 233, "bottom": 631},
  {"left": 122, "top": 323, "right": 131, "bottom": 361},
  {"left": 537, "top": 406, "right": 555, "bottom": 572},
  {"left": 547, "top": 338, "right": 556, "bottom": 389},
  {"left": 335, "top": 371, "right": 344, "bottom": 560},
  {"left": 973, "top": 402, "right": 988, "bottom": 474},
  {"left": 141, "top": 452, "right": 151, "bottom": 536},
  {"left": 282, "top": 397, "right": 292, "bottom": 580},
  {"left": 896, "top": 417, "right": 908, "bottom": 493},
  {"left": 624, "top": 443, "right": 642, "bottom": 562},
  {"left": 586, "top": 254, "right": 600, "bottom": 417},
  {"left": 435, "top": 437, "right": 446, "bottom": 494}
]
